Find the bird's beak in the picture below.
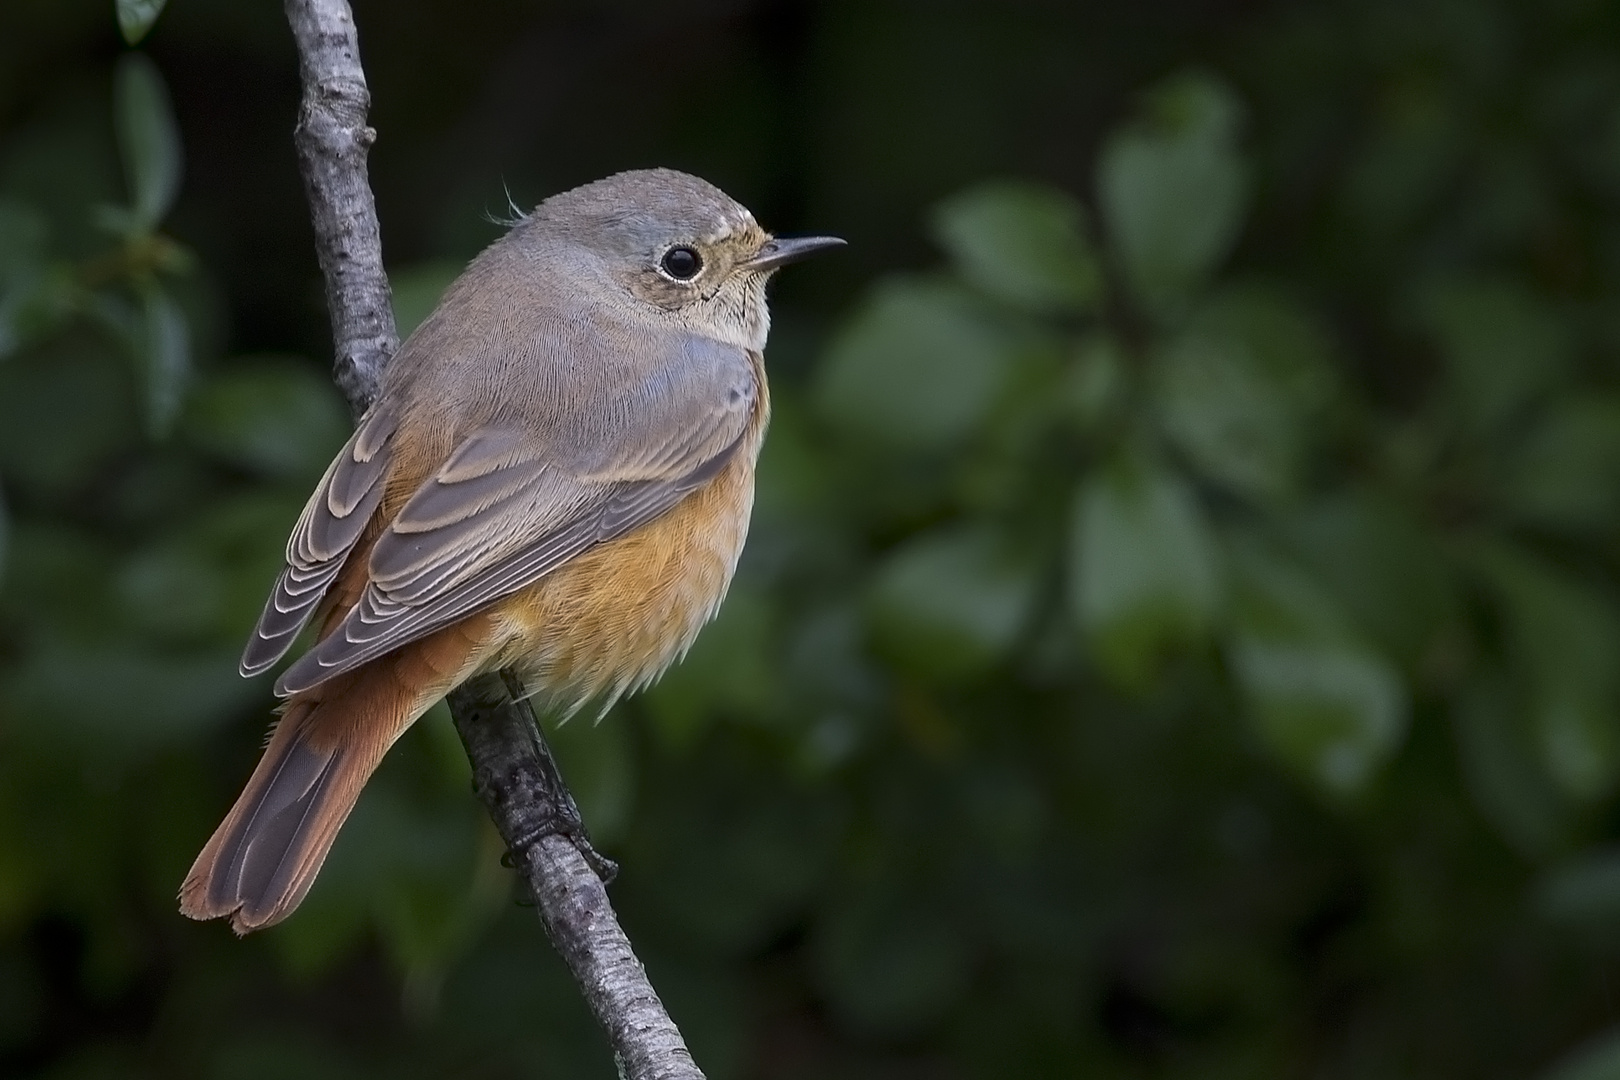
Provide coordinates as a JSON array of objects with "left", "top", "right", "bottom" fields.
[{"left": 742, "top": 235, "right": 847, "bottom": 272}]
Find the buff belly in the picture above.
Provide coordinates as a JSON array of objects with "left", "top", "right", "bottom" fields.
[{"left": 488, "top": 444, "right": 759, "bottom": 717}]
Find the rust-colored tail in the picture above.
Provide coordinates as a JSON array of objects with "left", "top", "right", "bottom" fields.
[{"left": 180, "top": 617, "right": 493, "bottom": 934}]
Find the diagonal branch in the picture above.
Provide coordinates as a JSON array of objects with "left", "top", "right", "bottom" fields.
[
  {"left": 280, "top": 2, "right": 704, "bottom": 1076},
  {"left": 449, "top": 676, "right": 705, "bottom": 1080}
]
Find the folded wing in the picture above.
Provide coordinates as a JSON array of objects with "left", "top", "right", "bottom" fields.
[
  {"left": 240, "top": 405, "right": 398, "bottom": 677},
  {"left": 271, "top": 336, "right": 758, "bottom": 696}
]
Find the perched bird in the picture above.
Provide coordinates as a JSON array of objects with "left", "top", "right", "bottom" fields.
[{"left": 179, "top": 168, "right": 842, "bottom": 933}]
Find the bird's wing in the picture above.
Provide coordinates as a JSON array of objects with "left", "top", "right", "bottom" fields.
[
  {"left": 240, "top": 405, "right": 398, "bottom": 676},
  {"left": 272, "top": 336, "right": 758, "bottom": 696}
]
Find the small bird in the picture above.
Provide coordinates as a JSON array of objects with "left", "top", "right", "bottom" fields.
[{"left": 179, "top": 168, "right": 842, "bottom": 933}]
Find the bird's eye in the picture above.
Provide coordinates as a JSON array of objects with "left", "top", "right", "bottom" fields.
[{"left": 660, "top": 246, "right": 702, "bottom": 280}]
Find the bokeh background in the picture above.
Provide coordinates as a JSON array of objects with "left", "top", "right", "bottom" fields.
[{"left": 5, "top": 0, "right": 1620, "bottom": 1076}]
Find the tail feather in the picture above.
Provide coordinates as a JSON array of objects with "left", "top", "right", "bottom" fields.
[
  {"left": 181, "top": 615, "right": 494, "bottom": 934},
  {"left": 179, "top": 681, "right": 404, "bottom": 933},
  {"left": 227, "top": 732, "right": 341, "bottom": 923}
]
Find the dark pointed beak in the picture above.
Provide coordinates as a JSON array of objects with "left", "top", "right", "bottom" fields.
[{"left": 742, "top": 235, "right": 846, "bottom": 272}]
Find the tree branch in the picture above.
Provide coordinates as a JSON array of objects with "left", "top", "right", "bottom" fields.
[
  {"left": 284, "top": 0, "right": 395, "bottom": 414},
  {"left": 280, "top": 3, "right": 704, "bottom": 1076},
  {"left": 450, "top": 676, "right": 704, "bottom": 1080}
]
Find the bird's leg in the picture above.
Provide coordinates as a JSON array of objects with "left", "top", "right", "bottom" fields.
[
  {"left": 448, "top": 671, "right": 619, "bottom": 887},
  {"left": 495, "top": 670, "right": 621, "bottom": 883}
]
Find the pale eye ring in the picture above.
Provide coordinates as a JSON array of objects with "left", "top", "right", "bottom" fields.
[{"left": 660, "top": 245, "right": 702, "bottom": 280}]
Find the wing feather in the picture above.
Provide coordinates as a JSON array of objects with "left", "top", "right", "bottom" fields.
[
  {"left": 240, "top": 406, "right": 398, "bottom": 676},
  {"left": 271, "top": 337, "right": 757, "bottom": 696}
]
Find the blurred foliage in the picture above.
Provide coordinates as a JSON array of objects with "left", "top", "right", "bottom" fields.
[{"left": 6, "top": 0, "right": 1620, "bottom": 1077}]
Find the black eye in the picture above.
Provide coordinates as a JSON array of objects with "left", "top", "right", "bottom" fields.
[{"left": 661, "top": 246, "right": 702, "bottom": 280}]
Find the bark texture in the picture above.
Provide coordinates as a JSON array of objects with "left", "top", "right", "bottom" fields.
[
  {"left": 450, "top": 675, "right": 704, "bottom": 1080},
  {"left": 284, "top": 0, "right": 396, "bottom": 414}
]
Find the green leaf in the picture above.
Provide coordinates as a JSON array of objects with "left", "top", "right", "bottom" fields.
[
  {"left": 1452, "top": 677, "right": 1570, "bottom": 856},
  {"left": 183, "top": 357, "right": 351, "bottom": 480},
  {"left": 1226, "top": 542, "right": 1409, "bottom": 796},
  {"left": 113, "top": 53, "right": 182, "bottom": 229},
  {"left": 1537, "top": 849, "right": 1620, "bottom": 941},
  {"left": 1152, "top": 284, "right": 1337, "bottom": 501},
  {"left": 114, "top": 540, "right": 229, "bottom": 645},
  {"left": 1281, "top": 490, "right": 1460, "bottom": 668},
  {"left": 1069, "top": 456, "right": 1222, "bottom": 688},
  {"left": 0, "top": 200, "right": 46, "bottom": 287},
  {"left": 1098, "top": 71, "right": 1249, "bottom": 316},
  {"left": 110, "top": 493, "right": 304, "bottom": 648},
  {"left": 1501, "top": 396, "right": 1620, "bottom": 530},
  {"left": 137, "top": 283, "right": 189, "bottom": 436},
  {"left": 1064, "top": 333, "right": 1127, "bottom": 431},
  {"left": 931, "top": 181, "right": 1104, "bottom": 313},
  {"left": 1539, "top": 1029, "right": 1620, "bottom": 1080},
  {"left": 867, "top": 524, "right": 1039, "bottom": 683},
  {"left": 0, "top": 198, "right": 59, "bottom": 359},
  {"left": 813, "top": 277, "right": 1019, "bottom": 452},
  {"left": 1468, "top": 540, "right": 1620, "bottom": 800},
  {"left": 1539, "top": 698, "right": 1620, "bottom": 802},
  {"left": 1231, "top": 641, "right": 1406, "bottom": 796},
  {"left": 1416, "top": 278, "right": 1574, "bottom": 436},
  {"left": 115, "top": 0, "right": 170, "bottom": 45}
]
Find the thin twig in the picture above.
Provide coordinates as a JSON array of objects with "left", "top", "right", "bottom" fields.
[{"left": 280, "top": 2, "right": 704, "bottom": 1075}]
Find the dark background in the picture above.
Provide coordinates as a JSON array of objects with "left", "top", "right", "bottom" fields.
[{"left": 5, "top": 0, "right": 1620, "bottom": 1077}]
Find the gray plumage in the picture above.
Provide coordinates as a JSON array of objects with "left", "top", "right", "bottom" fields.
[
  {"left": 242, "top": 169, "right": 797, "bottom": 694},
  {"left": 188, "top": 167, "right": 842, "bottom": 934}
]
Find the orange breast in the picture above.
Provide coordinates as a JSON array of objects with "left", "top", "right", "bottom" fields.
[
  {"left": 489, "top": 364, "right": 769, "bottom": 716},
  {"left": 314, "top": 356, "right": 770, "bottom": 718},
  {"left": 490, "top": 426, "right": 761, "bottom": 716}
]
